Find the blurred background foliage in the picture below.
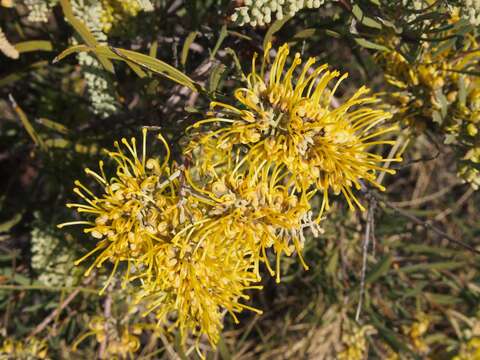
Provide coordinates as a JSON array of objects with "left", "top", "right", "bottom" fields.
[{"left": 0, "top": 0, "right": 480, "bottom": 359}]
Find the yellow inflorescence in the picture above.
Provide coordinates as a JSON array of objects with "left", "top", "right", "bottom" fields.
[
  {"left": 59, "top": 129, "right": 177, "bottom": 293},
  {"left": 73, "top": 315, "right": 142, "bottom": 357},
  {"left": 61, "top": 44, "right": 400, "bottom": 350},
  {"left": 376, "top": 37, "right": 455, "bottom": 128},
  {"left": 100, "top": 0, "right": 143, "bottom": 33},
  {"left": 185, "top": 153, "right": 321, "bottom": 283},
  {"left": 0, "top": 337, "right": 49, "bottom": 359},
  {"left": 189, "top": 43, "right": 401, "bottom": 216},
  {"left": 376, "top": 22, "right": 480, "bottom": 188},
  {"left": 60, "top": 129, "right": 263, "bottom": 348},
  {"left": 454, "top": 337, "right": 480, "bottom": 360},
  {"left": 403, "top": 315, "right": 430, "bottom": 354},
  {"left": 337, "top": 324, "right": 375, "bottom": 360}
]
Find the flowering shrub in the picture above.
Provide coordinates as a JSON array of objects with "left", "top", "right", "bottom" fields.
[{"left": 1, "top": 0, "right": 479, "bottom": 358}]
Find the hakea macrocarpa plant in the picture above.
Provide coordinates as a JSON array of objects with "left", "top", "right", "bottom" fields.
[
  {"left": 189, "top": 43, "right": 401, "bottom": 218},
  {"left": 60, "top": 43, "right": 401, "bottom": 352},
  {"left": 59, "top": 128, "right": 324, "bottom": 348}
]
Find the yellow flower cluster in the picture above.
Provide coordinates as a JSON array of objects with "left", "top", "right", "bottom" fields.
[
  {"left": 337, "top": 324, "right": 375, "bottom": 360},
  {"left": 376, "top": 19, "right": 480, "bottom": 188},
  {"left": 100, "top": 0, "right": 143, "bottom": 33},
  {"left": 190, "top": 43, "right": 400, "bottom": 216},
  {"left": 454, "top": 337, "right": 480, "bottom": 360},
  {"left": 61, "top": 44, "right": 399, "bottom": 349},
  {"left": 60, "top": 129, "right": 262, "bottom": 348},
  {"left": 0, "top": 337, "right": 49, "bottom": 359},
  {"left": 402, "top": 315, "right": 430, "bottom": 354},
  {"left": 73, "top": 315, "right": 142, "bottom": 357}
]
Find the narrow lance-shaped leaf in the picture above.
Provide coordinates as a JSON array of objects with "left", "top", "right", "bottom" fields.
[
  {"left": 54, "top": 45, "right": 201, "bottom": 92},
  {"left": 59, "top": 0, "right": 114, "bottom": 73}
]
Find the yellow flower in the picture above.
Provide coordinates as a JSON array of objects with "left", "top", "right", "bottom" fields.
[
  {"left": 60, "top": 129, "right": 261, "bottom": 348},
  {"left": 1, "top": 337, "right": 49, "bottom": 359},
  {"left": 100, "top": 0, "right": 151, "bottom": 33},
  {"left": 73, "top": 315, "right": 141, "bottom": 357},
  {"left": 138, "top": 221, "right": 262, "bottom": 347},
  {"left": 59, "top": 128, "right": 178, "bottom": 294},
  {"left": 185, "top": 155, "right": 322, "bottom": 283},
  {"left": 454, "top": 337, "right": 480, "bottom": 360},
  {"left": 189, "top": 43, "right": 400, "bottom": 217},
  {"left": 402, "top": 315, "right": 430, "bottom": 354},
  {"left": 338, "top": 324, "right": 376, "bottom": 360}
]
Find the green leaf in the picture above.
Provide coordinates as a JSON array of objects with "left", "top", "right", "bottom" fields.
[
  {"left": 325, "top": 248, "right": 339, "bottom": 276},
  {"left": 14, "top": 40, "right": 53, "bottom": 53},
  {"left": 55, "top": 45, "right": 200, "bottom": 92},
  {"left": 210, "top": 25, "right": 228, "bottom": 59},
  {"left": 365, "top": 255, "right": 393, "bottom": 284},
  {"left": 369, "top": 311, "right": 420, "bottom": 358},
  {"left": 435, "top": 90, "right": 449, "bottom": 118},
  {"left": 355, "top": 38, "right": 389, "bottom": 51},
  {"left": 403, "top": 244, "right": 462, "bottom": 257},
  {"left": 9, "top": 95, "right": 46, "bottom": 151},
  {"left": 425, "top": 292, "right": 462, "bottom": 305},
  {"left": 36, "top": 118, "right": 69, "bottom": 134},
  {"left": 292, "top": 28, "right": 317, "bottom": 41},
  {"left": 352, "top": 5, "right": 363, "bottom": 20},
  {"left": 399, "top": 261, "right": 464, "bottom": 274},
  {"left": 225, "top": 47, "right": 246, "bottom": 81},
  {"left": 181, "top": 31, "right": 198, "bottom": 67},
  {"left": 432, "top": 110, "right": 443, "bottom": 125},
  {"left": 0, "top": 213, "right": 23, "bottom": 233},
  {"left": 217, "top": 336, "right": 231, "bottom": 360},
  {"left": 263, "top": 15, "right": 293, "bottom": 50},
  {"left": 208, "top": 63, "right": 226, "bottom": 94},
  {"left": 149, "top": 41, "right": 158, "bottom": 58}
]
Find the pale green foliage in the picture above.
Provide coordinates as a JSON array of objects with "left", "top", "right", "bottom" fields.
[
  {"left": 232, "top": 0, "right": 326, "bottom": 27},
  {"left": 71, "top": 0, "right": 118, "bottom": 117},
  {"left": 30, "top": 228, "right": 80, "bottom": 287},
  {"left": 462, "top": 0, "right": 480, "bottom": 26}
]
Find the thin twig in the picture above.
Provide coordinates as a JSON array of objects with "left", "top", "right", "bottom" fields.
[
  {"left": 378, "top": 196, "right": 480, "bottom": 255},
  {"left": 0, "top": 284, "right": 99, "bottom": 294},
  {"left": 28, "top": 288, "right": 81, "bottom": 338},
  {"left": 356, "top": 196, "right": 376, "bottom": 322},
  {"left": 390, "top": 183, "right": 458, "bottom": 207},
  {"left": 98, "top": 293, "right": 112, "bottom": 359},
  {"left": 28, "top": 275, "right": 95, "bottom": 338},
  {"left": 434, "top": 187, "right": 475, "bottom": 221},
  {"left": 158, "top": 332, "right": 180, "bottom": 360}
]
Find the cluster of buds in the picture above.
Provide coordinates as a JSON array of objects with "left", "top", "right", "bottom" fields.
[{"left": 232, "top": 0, "right": 326, "bottom": 27}]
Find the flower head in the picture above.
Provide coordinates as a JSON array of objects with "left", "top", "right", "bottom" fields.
[
  {"left": 138, "top": 224, "right": 261, "bottom": 347},
  {"left": 1, "top": 337, "right": 49, "bottom": 359},
  {"left": 185, "top": 154, "right": 322, "bottom": 283},
  {"left": 60, "top": 129, "right": 261, "bottom": 347},
  {"left": 59, "top": 128, "right": 178, "bottom": 293},
  {"left": 190, "top": 43, "right": 400, "bottom": 216}
]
